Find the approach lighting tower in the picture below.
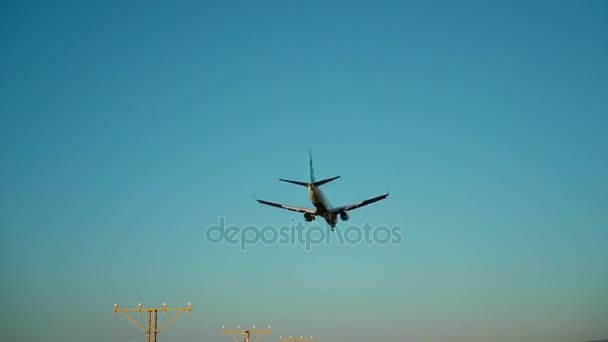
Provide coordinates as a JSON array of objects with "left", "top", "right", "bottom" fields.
[
  {"left": 113, "top": 302, "right": 192, "bottom": 342},
  {"left": 222, "top": 325, "right": 272, "bottom": 342},
  {"left": 280, "top": 336, "right": 314, "bottom": 342}
]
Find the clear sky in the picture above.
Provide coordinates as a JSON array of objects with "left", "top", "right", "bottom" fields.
[{"left": 1, "top": 1, "right": 607, "bottom": 342}]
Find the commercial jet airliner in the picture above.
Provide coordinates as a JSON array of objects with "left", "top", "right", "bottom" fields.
[{"left": 254, "top": 151, "right": 389, "bottom": 230}]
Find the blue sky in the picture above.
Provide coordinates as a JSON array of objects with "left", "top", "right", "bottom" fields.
[{"left": 1, "top": 1, "right": 607, "bottom": 341}]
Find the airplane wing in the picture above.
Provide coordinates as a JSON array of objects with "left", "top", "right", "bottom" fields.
[
  {"left": 330, "top": 193, "right": 389, "bottom": 213},
  {"left": 254, "top": 195, "right": 316, "bottom": 215}
]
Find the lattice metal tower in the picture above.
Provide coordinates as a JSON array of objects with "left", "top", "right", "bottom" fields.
[
  {"left": 279, "top": 336, "right": 314, "bottom": 342},
  {"left": 222, "top": 325, "right": 272, "bottom": 342},
  {"left": 113, "top": 302, "right": 192, "bottom": 342}
]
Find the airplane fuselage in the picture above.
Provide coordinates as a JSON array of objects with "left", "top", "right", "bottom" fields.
[{"left": 308, "top": 183, "right": 337, "bottom": 227}]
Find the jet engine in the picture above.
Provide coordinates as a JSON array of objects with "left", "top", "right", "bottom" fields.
[
  {"left": 340, "top": 211, "right": 349, "bottom": 221},
  {"left": 304, "top": 212, "right": 314, "bottom": 222}
]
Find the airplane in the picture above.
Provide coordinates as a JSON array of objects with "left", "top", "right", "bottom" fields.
[{"left": 254, "top": 151, "right": 389, "bottom": 230}]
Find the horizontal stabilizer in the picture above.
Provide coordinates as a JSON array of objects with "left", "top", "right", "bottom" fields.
[
  {"left": 312, "top": 176, "right": 340, "bottom": 187},
  {"left": 279, "top": 179, "right": 309, "bottom": 187}
]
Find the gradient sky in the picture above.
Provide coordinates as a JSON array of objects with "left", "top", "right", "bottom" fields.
[{"left": 1, "top": 1, "right": 607, "bottom": 342}]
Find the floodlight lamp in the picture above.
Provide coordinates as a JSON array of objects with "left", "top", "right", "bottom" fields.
[
  {"left": 114, "top": 303, "right": 118, "bottom": 307},
  {"left": 138, "top": 303, "right": 142, "bottom": 307}
]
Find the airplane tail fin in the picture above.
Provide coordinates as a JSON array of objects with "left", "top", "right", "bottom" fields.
[
  {"left": 309, "top": 150, "right": 340, "bottom": 186},
  {"left": 277, "top": 150, "right": 317, "bottom": 187},
  {"left": 309, "top": 150, "right": 315, "bottom": 182},
  {"left": 278, "top": 151, "right": 340, "bottom": 187}
]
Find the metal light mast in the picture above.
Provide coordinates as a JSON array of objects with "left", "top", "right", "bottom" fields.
[
  {"left": 279, "top": 336, "right": 314, "bottom": 342},
  {"left": 113, "top": 302, "right": 192, "bottom": 342},
  {"left": 222, "top": 325, "right": 272, "bottom": 342}
]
